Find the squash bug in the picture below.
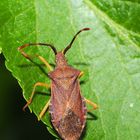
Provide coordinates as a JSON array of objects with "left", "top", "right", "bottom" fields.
[{"left": 18, "top": 28, "right": 98, "bottom": 140}]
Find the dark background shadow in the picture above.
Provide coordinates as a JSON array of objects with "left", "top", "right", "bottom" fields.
[
  {"left": 0, "top": 54, "right": 55, "bottom": 140},
  {"left": 87, "top": 112, "right": 98, "bottom": 120}
]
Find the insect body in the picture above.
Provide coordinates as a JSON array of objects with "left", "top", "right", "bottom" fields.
[
  {"left": 18, "top": 28, "right": 97, "bottom": 140},
  {"left": 49, "top": 52, "right": 86, "bottom": 140}
]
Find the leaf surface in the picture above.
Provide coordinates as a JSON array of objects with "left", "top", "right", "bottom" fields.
[{"left": 1, "top": 0, "right": 140, "bottom": 139}]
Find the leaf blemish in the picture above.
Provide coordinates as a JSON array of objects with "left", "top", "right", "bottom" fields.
[{"left": 129, "top": 103, "right": 134, "bottom": 108}]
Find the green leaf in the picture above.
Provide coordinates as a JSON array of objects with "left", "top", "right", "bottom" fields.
[{"left": 1, "top": 0, "right": 140, "bottom": 139}]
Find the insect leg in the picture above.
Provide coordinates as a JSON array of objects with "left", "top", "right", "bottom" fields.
[
  {"left": 38, "top": 99, "right": 50, "bottom": 120},
  {"left": 37, "top": 55, "right": 53, "bottom": 71},
  {"left": 79, "top": 73, "right": 98, "bottom": 110},
  {"left": 85, "top": 98, "right": 98, "bottom": 111},
  {"left": 18, "top": 43, "right": 56, "bottom": 71},
  {"left": 23, "top": 82, "right": 50, "bottom": 111},
  {"left": 78, "top": 71, "right": 84, "bottom": 78}
]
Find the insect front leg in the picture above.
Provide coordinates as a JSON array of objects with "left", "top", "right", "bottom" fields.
[
  {"left": 23, "top": 82, "right": 50, "bottom": 111},
  {"left": 37, "top": 55, "right": 53, "bottom": 71},
  {"left": 85, "top": 98, "right": 98, "bottom": 111},
  {"left": 18, "top": 43, "right": 54, "bottom": 72}
]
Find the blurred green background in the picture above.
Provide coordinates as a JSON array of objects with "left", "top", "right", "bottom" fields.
[{"left": 0, "top": 54, "right": 54, "bottom": 140}]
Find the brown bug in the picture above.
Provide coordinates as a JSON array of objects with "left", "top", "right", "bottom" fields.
[{"left": 18, "top": 28, "right": 98, "bottom": 140}]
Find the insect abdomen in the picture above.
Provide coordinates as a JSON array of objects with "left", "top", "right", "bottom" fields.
[{"left": 58, "top": 108, "right": 84, "bottom": 140}]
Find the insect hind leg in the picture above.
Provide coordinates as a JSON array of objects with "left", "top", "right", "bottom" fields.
[
  {"left": 85, "top": 98, "right": 98, "bottom": 111},
  {"left": 38, "top": 99, "right": 50, "bottom": 120}
]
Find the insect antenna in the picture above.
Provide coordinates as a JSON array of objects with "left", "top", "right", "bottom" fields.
[
  {"left": 63, "top": 28, "right": 90, "bottom": 54},
  {"left": 18, "top": 43, "right": 57, "bottom": 55}
]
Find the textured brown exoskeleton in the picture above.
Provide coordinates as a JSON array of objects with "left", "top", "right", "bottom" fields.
[{"left": 18, "top": 28, "right": 98, "bottom": 140}]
